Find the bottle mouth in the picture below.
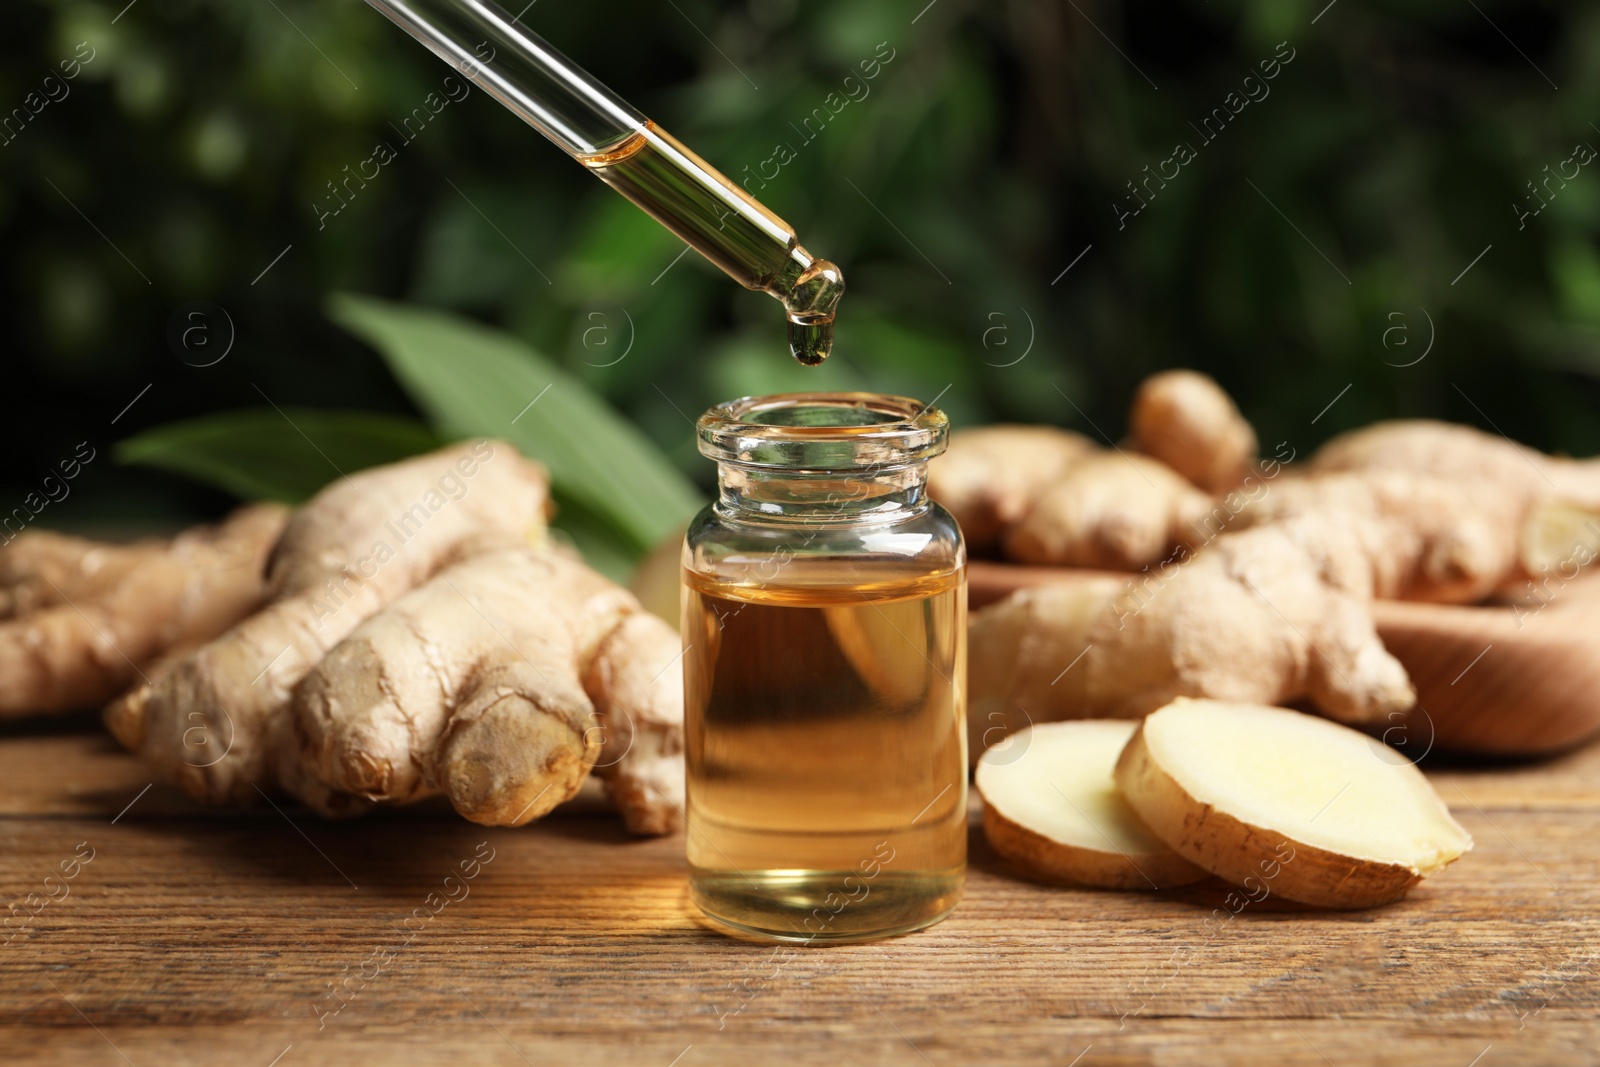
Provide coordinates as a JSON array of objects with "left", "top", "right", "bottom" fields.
[{"left": 697, "top": 392, "right": 949, "bottom": 471}]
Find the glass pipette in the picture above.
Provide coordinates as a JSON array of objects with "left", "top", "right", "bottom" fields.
[{"left": 362, "top": 0, "right": 843, "bottom": 365}]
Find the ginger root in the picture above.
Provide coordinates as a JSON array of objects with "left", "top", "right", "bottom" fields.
[
  {"left": 969, "top": 464, "right": 1547, "bottom": 733},
  {"left": 0, "top": 504, "right": 287, "bottom": 717},
  {"left": 296, "top": 549, "right": 683, "bottom": 832},
  {"left": 928, "top": 375, "right": 1256, "bottom": 571},
  {"left": 106, "top": 441, "right": 684, "bottom": 835},
  {"left": 108, "top": 441, "right": 548, "bottom": 808},
  {"left": 1230, "top": 469, "right": 1525, "bottom": 604},
  {"left": 1003, "top": 452, "right": 1211, "bottom": 569},
  {"left": 966, "top": 374, "right": 1600, "bottom": 767},
  {"left": 927, "top": 425, "right": 1095, "bottom": 552},
  {"left": 970, "top": 521, "right": 1416, "bottom": 741},
  {"left": 1311, "top": 419, "right": 1600, "bottom": 586},
  {"left": 930, "top": 426, "right": 1209, "bottom": 571},
  {"left": 1130, "top": 369, "right": 1257, "bottom": 494}
]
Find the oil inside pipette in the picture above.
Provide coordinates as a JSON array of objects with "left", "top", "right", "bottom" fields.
[{"left": 580, "top": 121, "right": 843, "bottom": 365}]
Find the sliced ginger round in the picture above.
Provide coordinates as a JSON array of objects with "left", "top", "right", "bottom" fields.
[
  {"left": 976, "top": 721, "right": 1206, "bottom": 889},
  {"left": 1115, "top": 699, "right": 1473, "bottom": 909}
]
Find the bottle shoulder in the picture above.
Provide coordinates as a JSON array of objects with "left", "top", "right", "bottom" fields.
[{"left": 683, "top": 501, "right": 964, "bottom": 590}]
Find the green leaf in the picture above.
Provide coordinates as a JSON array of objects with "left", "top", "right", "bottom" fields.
[
  {"left": 115, "top": 408, "right": 444, "bottom": 503},
  {"left": 328, "top": 293, "right": 704, "bottom": 554}
]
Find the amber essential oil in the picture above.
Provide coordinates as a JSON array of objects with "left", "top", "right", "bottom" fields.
[{"left": 683, "top": 567, "right": 967, "bottom": 943}]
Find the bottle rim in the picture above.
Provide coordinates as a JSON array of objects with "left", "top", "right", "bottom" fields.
[{"left": 697, "top": 392, "right": 948, "bottom": 471}]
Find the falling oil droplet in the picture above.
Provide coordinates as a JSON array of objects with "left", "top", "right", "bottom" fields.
[{"left": 786, "top": 314, "right": 833, "bottom": 366}]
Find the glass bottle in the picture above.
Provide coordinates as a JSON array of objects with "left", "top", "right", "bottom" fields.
[{"left": 682, "top": 392, "right": 967, "bottom": 943}]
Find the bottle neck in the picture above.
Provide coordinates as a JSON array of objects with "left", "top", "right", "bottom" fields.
[{"left": 714, "top": 463, "right": 930, "bottom": 525}]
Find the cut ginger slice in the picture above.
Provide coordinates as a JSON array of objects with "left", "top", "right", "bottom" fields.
[
  {"left": 976, "top": 721, "right": 1206, "bottom": 889},
  {"left": 1115, "top": 699, "right": 1473, "bottom": 908}
]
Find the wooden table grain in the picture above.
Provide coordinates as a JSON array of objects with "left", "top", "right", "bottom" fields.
[{"left": 2, "top": 720, "right": 1597, "bottom": 1066}]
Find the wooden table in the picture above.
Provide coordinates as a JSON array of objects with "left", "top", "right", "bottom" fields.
[{"left": 2, "top": 719, "right": 1597, "bottom": 1066}]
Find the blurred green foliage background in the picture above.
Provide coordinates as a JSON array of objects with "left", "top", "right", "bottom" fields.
[{"left": 4, "top": 0, "right": 1599, "bottom": 561}]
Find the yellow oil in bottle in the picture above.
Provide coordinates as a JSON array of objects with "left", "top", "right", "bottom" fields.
[
  {"left": 682, "top": 568, "right": 967, "bottom": 943},
  {"left": 581, "top": 122, "right": 843, "bottom": 365}
]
